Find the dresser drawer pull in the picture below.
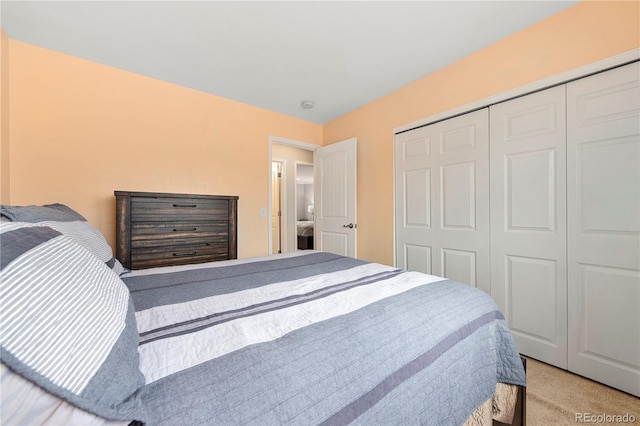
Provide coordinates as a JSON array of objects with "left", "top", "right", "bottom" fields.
[
  {"left": 173, "top": 227, "right": 198, "bottom": 232},
  {"left": 172, "top": 203, "right": 198, "bottom": 208},
  {"left": 173, "top": 251, "right": 197, "bottom": 257}
]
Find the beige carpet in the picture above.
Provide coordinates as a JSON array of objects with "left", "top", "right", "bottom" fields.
[{"left": 525, "top": 357, "right": 639, "bottom": 425}]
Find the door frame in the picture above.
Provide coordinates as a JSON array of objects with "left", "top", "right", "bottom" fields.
[
  {"left": 392, "top": 48, "right": 639, "bottom": 267},
  {"left": 271, "top": 159, "right": 284, "bottom": 254},
  {"left": 268, "top": 136, "right": 320, "bottom": 255}
]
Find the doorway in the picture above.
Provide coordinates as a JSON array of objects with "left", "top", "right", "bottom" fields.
[
  {"left": 268, "top": 136, "right": 358, "bottom": 257},
  {"left": 268, "top": 137, "right": 320, "bottom": 255}
]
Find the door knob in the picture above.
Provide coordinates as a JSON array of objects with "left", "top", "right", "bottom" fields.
[{"left": 342, "top": 223, "right": 355, "bottom": 229}]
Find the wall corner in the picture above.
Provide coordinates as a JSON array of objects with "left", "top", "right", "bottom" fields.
[{"left": 0, "top": 30, "right": 10, "bottom": 204}]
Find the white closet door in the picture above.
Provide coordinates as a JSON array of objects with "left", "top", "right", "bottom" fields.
[
  {"left": 395, "top": 125, "right": 437, "bottom": 275},
  {"left": 490, "top": 85, "right": 568, "bottom": 368},
  {"left": 438, "top": 109, "right": 490, "bottom": 292},
  {"left": 567, "top": 62, "right": 640, "bottom": 397},
  {"left": 395, "top": 109, "right": 490, "bottom": 292}
]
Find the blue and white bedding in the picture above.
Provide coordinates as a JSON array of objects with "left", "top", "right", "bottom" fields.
[
  {"left": 122, "top": 251, "right": 526, "bottom": 425},
  {"left": 296, "top": 221, "right": 314, "bottom": 237},
  {"left": 0, "top": 222, "right": 144, "bottom": 422},
  {"left": 1, "top": 203, "right": 126, "bottom": 275},
  {"left": 0, "top": 209, "right": 525, "bottom": 425}
]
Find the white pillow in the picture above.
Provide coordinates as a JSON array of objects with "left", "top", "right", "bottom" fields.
[
  {"left": 0, "top": 222, "right": 144, "bottom": 421},
  {"left": 0, "top": 203, "right": 126, "bottom": 275}
]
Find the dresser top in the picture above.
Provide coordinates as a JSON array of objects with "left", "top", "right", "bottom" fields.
[{"left": 115, "top": 191, "right": 239, "bottom": 200}]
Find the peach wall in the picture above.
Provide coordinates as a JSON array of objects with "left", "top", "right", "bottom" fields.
[
  {"left": 5, "top": 1, "right": 639, "bottom": 265},
  {"left": 323, "top": 0, "right": 640, "bottom": 265},
  {"left": 7, "top": 40, "right": 322, "bottom": 258},
  {"left": 1, "top": 31, "right": 9, "bottom": 204}
]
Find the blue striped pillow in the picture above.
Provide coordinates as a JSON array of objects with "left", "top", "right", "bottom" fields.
[
  {"left": 0, "top": 203, "right": 126, "bottom": 275},
  {"left": 0, "top": 222, "right": 145, "bottom": 420}
]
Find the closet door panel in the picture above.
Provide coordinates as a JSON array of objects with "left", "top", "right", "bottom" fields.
[
  {"left": 395, "top": 126, "right": 436, "bottom": 275},
  {"left": 441, "top": 248, "right": 477, "bottom": 287},
  {"left": 395, "top": 108, "right": 489, "bottom": 292},
  {"left": 574, "top": 137, "right": 640, "bottom": 265},
  {"left": 567, "top": 61, "right": 640, "bottom": 397},
  {"left": 490, "top": 85, "right": 568, "bottom": 368},
  {"left": 441, "top": 161, "right": 476, "bottom": 229},
  {"left": 436, "top": 109, "right": 490, "bottom": 293},
  {"left": 404, "top": 244, "right": 432, "bottom": 275},
  {"left": 507, "top": 255, "right": 558, "bottom": 343},
  {"left": 505, "top": 149, "right": 557, "bottom": 232}
]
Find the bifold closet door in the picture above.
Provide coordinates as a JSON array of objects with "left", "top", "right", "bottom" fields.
[
  {"left": 567, "top": 62, "right": 640, "bottom": 397},
  {"left": 395, "top": 109, "right": 490, "bottom": 293},
  {"left": 490, "top": 85, "right": 568, "bottom": 369}
]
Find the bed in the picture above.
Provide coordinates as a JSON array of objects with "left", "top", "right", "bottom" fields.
[
  {"left": 0, "top": 203, "right": 526, "bottom": 426},
  {"left": 296, "top": 221, "right": 314, "bottom": 250}
]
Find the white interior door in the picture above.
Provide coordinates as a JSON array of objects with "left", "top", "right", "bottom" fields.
[
  {"left": 314, "top": 138, "right": 357, "bottom": 257},
  {"left": 490, "top": 85, "right": 568, "bottom": 369},
  {"left": 394, "top": 109, "right": 489, "bottom": 292},
  {"left": 567, "top": 62, "right": 640, "bottom": 397}
]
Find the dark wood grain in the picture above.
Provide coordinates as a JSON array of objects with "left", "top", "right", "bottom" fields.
[
  {"left": 115, "top": 191, "right": 238, "bottom": 270},
  {"left": 115, "top": 195, "right": 131, "bottom": 268}
]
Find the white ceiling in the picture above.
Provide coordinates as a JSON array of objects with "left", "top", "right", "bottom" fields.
[{"left": 1, "top": 1, "right": 577, "bottom": 124}]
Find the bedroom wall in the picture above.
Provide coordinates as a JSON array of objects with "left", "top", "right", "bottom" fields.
[
  {"left": 5, "top": 1, "right": 639, "bottom": 265},
  {"left": 322, "top": 0, "right": 640, "bottom": 266},
  {"left": 6, "top": 40, "right": 323, "bottom": 258},
  {"left": 0, "top": 31, "right": 9, "bottom": 204}
]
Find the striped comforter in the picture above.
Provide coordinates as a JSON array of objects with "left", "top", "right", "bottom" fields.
[{"left": 122, "top": 251, "right": 526, "bottom": 426}]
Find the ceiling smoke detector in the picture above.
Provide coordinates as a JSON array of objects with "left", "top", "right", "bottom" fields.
[{"left": 301, "top": 100, "right": 315, "bottom": 109}]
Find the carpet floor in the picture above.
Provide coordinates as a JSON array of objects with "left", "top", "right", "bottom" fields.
[{"left": 524, "top": 357, "right": 639, "bottom": 425}]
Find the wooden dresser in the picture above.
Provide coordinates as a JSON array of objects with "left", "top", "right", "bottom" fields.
[{"left": 115, "top": 191, "right": 238, "bottom": 270}]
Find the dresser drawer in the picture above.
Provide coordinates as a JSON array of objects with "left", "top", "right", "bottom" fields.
[
  {"left": 131, "top": 244, "right": 230, "bottom": 269},
  {"left": 131, "top": 197, "right": 230, "bottom": 222},
  {"left": 131, "top": 222, "right": 229, "bottom": 248}
]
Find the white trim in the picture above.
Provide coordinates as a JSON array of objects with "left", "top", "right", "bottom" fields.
[
  {"left": 271, "top": 158, "right": 285, "bottom": 255},
  {"left": 268, "top": 135, "right": 321, "bottom": 151},
  {"left": 278, "top": 159, "right": 289, "bottom": 254},
  {"left": 391, "top": 127, "right": 397, "bottom": 268},
  {"left": 394, "top": 48, "right": 640, "bottom": 134},
  {"left": 268, "top": 136, "right": 320, "bottom": 255}
]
